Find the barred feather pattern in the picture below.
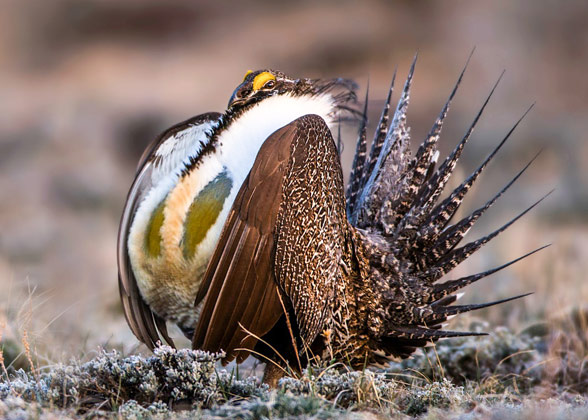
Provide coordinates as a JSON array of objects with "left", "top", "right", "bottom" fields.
[
  {"left": 360, "top": 70, "right": 396, "bottom": 196},
  {"left": 341, "top": 56, "right": 547, "bottom": 361},
  {"left": 352, "top": 63, "right": 413, "bottom": 230},
  {"left": 345, "top": 86, "right": 369, "bottom": 216}
]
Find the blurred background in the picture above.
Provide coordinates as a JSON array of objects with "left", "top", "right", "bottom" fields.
[{"left": 0, "top": 0, "right": 586, "bottom": 364}]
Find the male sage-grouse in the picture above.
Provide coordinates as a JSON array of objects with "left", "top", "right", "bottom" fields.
[{"left": 118, "top": 55, "right": 548, "bottom": 385}]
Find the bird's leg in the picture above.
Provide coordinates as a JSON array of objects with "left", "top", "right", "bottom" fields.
[{"left": 262, "top": 363, "right": 285, "bottom": 388}]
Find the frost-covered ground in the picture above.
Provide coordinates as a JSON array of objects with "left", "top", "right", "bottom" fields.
[{"left": 1, "top": 319, "right": 587, "bottom": 419}]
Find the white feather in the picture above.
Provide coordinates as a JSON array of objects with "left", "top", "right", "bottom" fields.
[{"left": 152, "top": 121, "right": 217, "bottom": 184}]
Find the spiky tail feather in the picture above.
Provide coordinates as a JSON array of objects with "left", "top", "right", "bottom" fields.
[{"left": 347, "top": 54, "right": 548, "bottom": 357}]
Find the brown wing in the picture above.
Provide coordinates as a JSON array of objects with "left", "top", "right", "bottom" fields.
[
  {"left": 118, "top": 112, "right": 220, "bottom": 349},
  {"left": 273, "top": 115, "right": 347, "bottom": 345},
  {"left": 193, "top": 114, "right": 348, "bottom": 363}
]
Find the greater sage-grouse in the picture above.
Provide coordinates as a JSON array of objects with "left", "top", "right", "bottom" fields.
[{"left": 118, "top": 56, "right": 547, "bottom": 384}]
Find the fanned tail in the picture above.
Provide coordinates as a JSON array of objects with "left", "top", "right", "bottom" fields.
[{"left": 346, "top": 55, "right": 548, "bottom": 358}]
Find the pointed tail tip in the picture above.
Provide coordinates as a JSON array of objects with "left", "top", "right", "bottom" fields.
[
  {"left": 523, "top": 101, "right": 536, "bottom": 117},
  {"left": 461, "top": 48, "right": 476, "bottom": 75},
  {"left": 408, "top": 52, "right": 418, "bottom": 76},
  {"left": 488, "top": 292, "right": 534, "bottom": 307},
  {"left": 529, "top": 148, "right": 544, "bottom": 164},
  {"left": 391, "top": 66, "right": 398, "bottom": 85}
]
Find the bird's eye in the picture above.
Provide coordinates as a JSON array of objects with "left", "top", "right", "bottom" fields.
[{"left": 264, "top": 80, "right": 275, "bottom": 89}]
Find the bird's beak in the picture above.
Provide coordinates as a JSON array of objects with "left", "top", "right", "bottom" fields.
[
  {"left": 228, "top": 83, "right": 248, "bottom": 108},
  {"left": 227, "top": 92, "right": 241, "bottom": 108}
]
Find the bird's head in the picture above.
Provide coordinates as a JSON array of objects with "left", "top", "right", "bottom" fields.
[{"left": 227, "top": 69, "right": 358, "bottom": 118}]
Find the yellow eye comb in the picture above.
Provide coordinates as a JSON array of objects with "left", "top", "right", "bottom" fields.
[{"left": 252, "top": 72, "right": 276, "bottom": 91}]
